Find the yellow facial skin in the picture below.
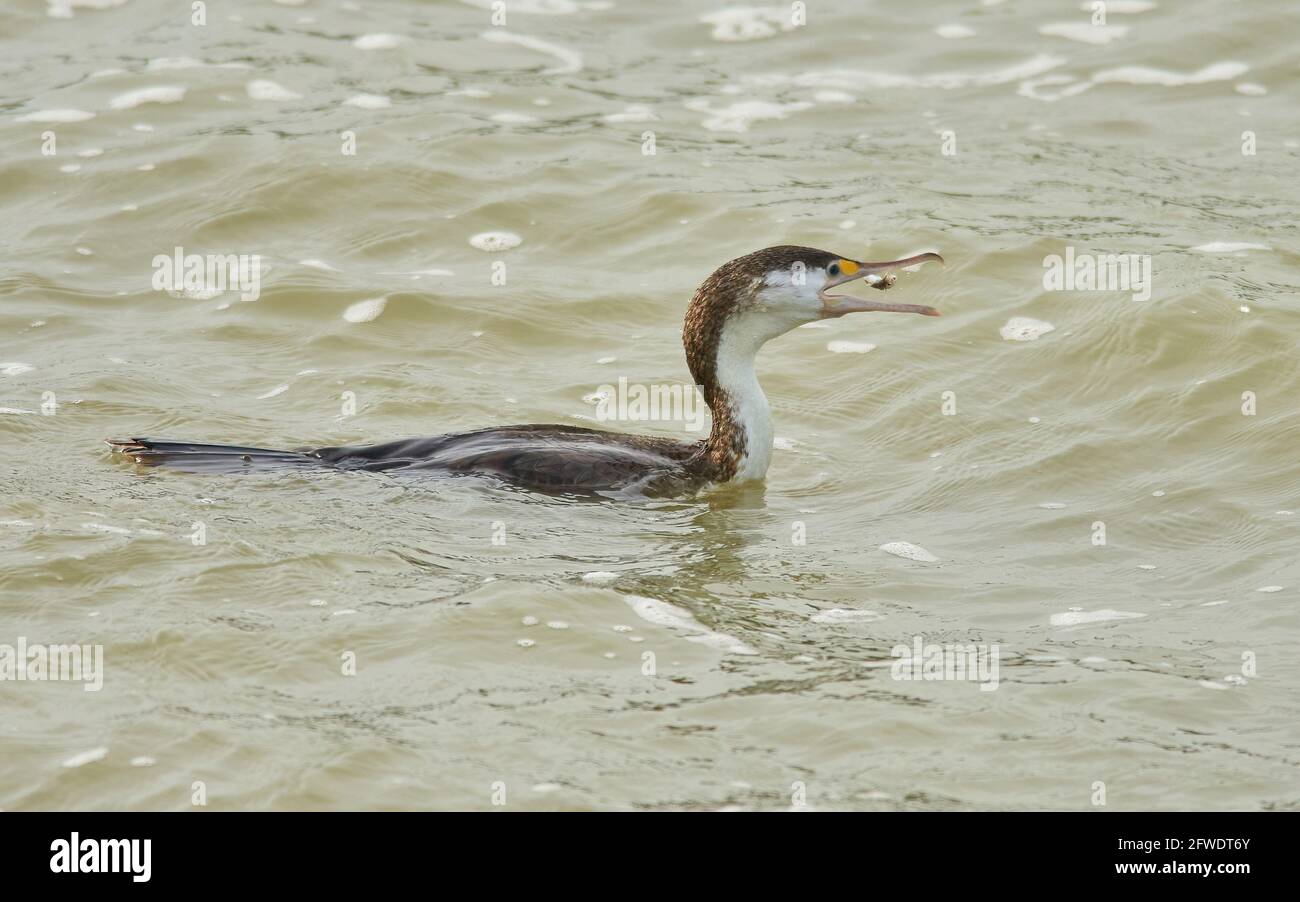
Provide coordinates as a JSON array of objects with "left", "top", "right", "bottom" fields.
[{"left": 836, "top": 259, "right": 860, "bottom": 275}]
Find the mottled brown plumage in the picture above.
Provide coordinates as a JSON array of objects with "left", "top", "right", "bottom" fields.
[{"left": 682, "top": 246, "right": 840, "bottom": 483}]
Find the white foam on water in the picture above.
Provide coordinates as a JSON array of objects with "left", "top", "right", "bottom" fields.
[
  {"left": 379, "top": 268, "right": 455, "bottom": 277},
  {"left": 1092, "top": 61, "right": 1248, "bottom": 86},
  {"left": 14, "top": 108, "right": 95, "bottom": 122},
  {"left": 257, "top": 383, "right": 290, "bottom": 400},
  {"left": 108, "top": 86, "right": 185, "bottom": 110},
  {"left": 299, "top": 259, "right": 341, "bottom": 271},
  {"left": 935, "top": 24, "right": 975, "bottom": 39},
  {"left": 1235, "top": 82, "right": 1267, "bottom": 95},
  {"left": 686, "top": 98, "right": 813, "bottom": 133},
  {"left": 879, "top": 542, "right": 939, "bottom": 563},
  {"left": 811, "top": 608, "right": 883, "bottom": 624},
  {"left": 343, "top": 297, "right": 387, "bottom": 323},
  {"left": 62, "top": 747, "right": 109, "bottom": 768},
  {"left": 1040, "top": 23, "right": 1128, "bottom": 45},
  {"left": 700, "top": 7, "right": 798, "bottom": 42},
  {"left": 469, "top": 231, "right": 522, "bottom": 252},
  {"left": 247, "top": 80, "right": 302, "bottom": 101},
  {"left": 827, "top": 341, "right": 876, "bottom": 354},
  {"left": 1079, "top": 0, "right": 1154, "bottom": 10},
  {"left": 1050, "top": 609, "right": 1146, "bottom": 626},
  {"left": 60, "top": 164, "right": 82, "bottom": 173},
  {"left": 343, "top": 93, "right": 392, "bottom": 109},
  {"left": 1189, "top": 241, "right": 1269, "bottom": 253},
  {"left": 581, "top": 571, "right": 617, "bottom": 584},
  {"left": 603, "top": 104, "right": 657, "bottom": 123},
  {"left": 491, "top": 111, "right": 540, "bottom": 124},
  {"left": 1017, "top": 74, "right": 1095, "bottom": 102},
  {"left": 1256, "top": 585, "right": 1283, "bottom": 593},
  {"left": 1198, "top": 680, "right": 1229, "bottom": 690},
  {"left": 1000, "top": 317, "right": 1055, "bottom": 341},
  {"left": 481, "top": 30, "right": 582, "bottom": 74},
  {"left": 460, "top": 0, "right": 585, "bottom": 11},
  {"left": 77, "top": 148, "right": 103, "bottom": 157},
  {"left": 1039, "top": 502, "right": 1067, "bottom": 509},
  {"left": 1, "top": 362, "right": 35, "bottom": 376},
  {"left": 756, "top": 54, "right": 1064, "bottom": 92},
  {"left": 1022, "top": 59, "right": 1248, "bottom": 103},
  {"left": 354, "top": 33, "right": 407, "bottom": 50},
  {"left": 624, "top": 595, "right": 758, "bottom": 655},
  {"left": 47, "top": 0, "right": 127, "bottom": 18},
  {"left": 130, "top": 756, "right": 156, "bottom": 766},
  {"left": 813, "top": 90, "right": 855, "bottom": 103}
]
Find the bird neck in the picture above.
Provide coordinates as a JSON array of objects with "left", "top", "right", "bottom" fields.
[{"left": 687, "top": 313, "right": 775, "bottom": 484}]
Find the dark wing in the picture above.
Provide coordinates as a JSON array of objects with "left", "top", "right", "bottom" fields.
[{"left": 313, "top": 425, "right": 697, "bottom": 491}]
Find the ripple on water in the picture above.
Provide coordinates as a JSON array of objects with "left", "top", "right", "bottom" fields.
[
  {"left": 15, "top": 108, "right": 96, "bottom": 122},
  {"left": 624, "top": 595, "right": 757, "bottom": 655},
  {"left": 1050, "top": 609, "right": 1146, "bottom": 626},
  {"left": 811, "top": 609, "right": 883, "bottom": 624}
]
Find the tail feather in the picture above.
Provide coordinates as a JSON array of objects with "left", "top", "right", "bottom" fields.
[{"left": 106, "top": 437, "right": 322, "bottom": 473}]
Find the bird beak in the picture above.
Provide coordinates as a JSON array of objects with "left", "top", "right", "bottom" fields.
[{"left": 819, "top": 252, "right": 944, "bottom": 318}]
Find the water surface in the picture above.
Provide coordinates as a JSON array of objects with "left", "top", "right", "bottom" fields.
[{"left": 1, "top": 0, "right": 1298, "bottom": 810}]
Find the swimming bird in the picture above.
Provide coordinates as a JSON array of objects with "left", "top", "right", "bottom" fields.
[{"left": 108, "top": 246, "right": 942, "bottom": 496}]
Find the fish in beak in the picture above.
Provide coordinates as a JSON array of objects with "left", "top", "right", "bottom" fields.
[{"left": 819, "top": 252, "right": 944, "bottom": 318}]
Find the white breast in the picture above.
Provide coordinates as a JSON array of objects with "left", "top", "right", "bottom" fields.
[{"left": 713, "top": 314, "right": 776, "bottom": 481}]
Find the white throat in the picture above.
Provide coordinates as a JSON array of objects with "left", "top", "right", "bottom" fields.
[{"left": 712, "top": 314, "right": 777, "bottom": 482}]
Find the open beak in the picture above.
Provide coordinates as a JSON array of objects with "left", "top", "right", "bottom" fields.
[{"left": 819, "top": 252, "right": 944, "bottom": 318}]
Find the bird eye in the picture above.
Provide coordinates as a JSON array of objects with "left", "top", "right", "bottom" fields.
[{"left": 827, "top": 263, "right": 840, "bottom": 277}]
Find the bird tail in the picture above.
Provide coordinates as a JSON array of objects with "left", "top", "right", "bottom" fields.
[{"left": 106, "top": 437, "right": 322, "bottom": 473}]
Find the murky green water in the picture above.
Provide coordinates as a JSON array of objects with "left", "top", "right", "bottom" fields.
[{"left": 2, "top": 0, "right": 1297, "bottom": 810}]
